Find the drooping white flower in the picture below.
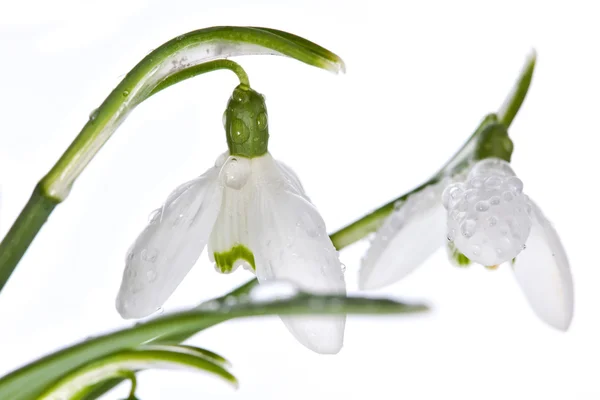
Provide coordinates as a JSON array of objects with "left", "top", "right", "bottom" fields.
[
  {"left": 116, "top": 85, "right": 346, "bottom": 354},
  {"left": 359, "top": 158, "right": 573, "bottom": 331}
]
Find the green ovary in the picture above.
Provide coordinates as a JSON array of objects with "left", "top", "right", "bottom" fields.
[{"left": 213, "top": 244, "right": 256, "bottom": 273}]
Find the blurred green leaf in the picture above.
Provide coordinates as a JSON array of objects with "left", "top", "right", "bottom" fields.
[{"left": 0, "top": 287, "right": 427, "bottom": 400}]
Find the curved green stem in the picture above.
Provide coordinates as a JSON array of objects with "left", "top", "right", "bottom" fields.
[
  {"left": 123, "top": 370, "right": 137, "bottom": 399},
  {"left": 0, "top": 26, "right": 344, "bottom": 296},
  {"left": 150, "top": 59, "right": 250, "bottom": 96},
  {"left": 330, "top": 52, "right": 536, "bottom": 250}
]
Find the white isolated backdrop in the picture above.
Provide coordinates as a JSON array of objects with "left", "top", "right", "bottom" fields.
[{"left": 0, "top": 1, "right": 599, "bottom": 399}]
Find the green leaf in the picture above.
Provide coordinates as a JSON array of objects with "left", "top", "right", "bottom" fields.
[
  {"left": 37, "top": 345, "right": 237, "bottom": 400},
  {"left": 497, "top": 50, "right": 536, "bottom": 127},
  {"left": 0, "top": 289, "right": 427, "bottom": 400}
]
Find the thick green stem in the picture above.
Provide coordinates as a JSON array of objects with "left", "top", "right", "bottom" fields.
[
  {"left": 0, "top": 26, "right": 344, "bottom": 295},
  {"left": 0, "top": 185, "right": 58, "bottom": 287}
]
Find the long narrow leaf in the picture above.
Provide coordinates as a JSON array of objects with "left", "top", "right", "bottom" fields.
[
  {"left": 0, "top": 291, "right": 426, "bottom": 400},
  {"left": 38, "top": 345, "right": 236, "bottom": 400}
]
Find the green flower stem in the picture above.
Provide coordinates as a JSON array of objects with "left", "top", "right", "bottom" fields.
[
  {"left": 0, "top": 26, "right": 345, "bottom": 296},
  {"left": 150, "top": 59, "right": 250, "bottom": 96},
  {"left": 330, "top": 52, "right": 536, "bottom": 250},
  {"left": 0, "top": 185, "right": 58, "bottom": 289},
  {"left": 123, "top": 370, "right": 137, "bottom": 400}
]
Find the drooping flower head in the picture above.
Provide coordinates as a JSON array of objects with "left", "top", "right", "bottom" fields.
[
  {"left": 116, "top": 84, "right": 346, "bottom": 354},
  {"left": 359, "top": 151, "right": 573, "bottom": 331}
]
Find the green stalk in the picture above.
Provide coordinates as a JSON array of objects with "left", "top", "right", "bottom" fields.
[
  {"left": 0, "top": 26, "right": 345, "bottom": 295},
  {"left": 150, "top": 59, "right": 251, "bottom": 95},
  {"left": 330, "top": 51, "right": 536, "bottom": 250}
]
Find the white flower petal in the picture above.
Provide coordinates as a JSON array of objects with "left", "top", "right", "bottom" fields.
[
  {"left": 248, "top": 154, "right": 346, "bottom": 354},
  {"left": 116, "top": 165, "right": 223, "bottom": 319},
  {"left": 208, "top": 156, "right": 255, "bottom": 273},
  {"left": 359, "top": 179, "right": 449, "bottom": 290},
  {"left": 512, "top": 200, "right": 574, "bottom": 331}
]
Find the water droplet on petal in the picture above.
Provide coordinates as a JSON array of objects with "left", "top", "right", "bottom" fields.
[
  {"left": 340, "top": 263, "right": 347, "bottom": 273},
  {"left": 148, "top": 209, "right": 161, "bottom": 223},
  {"left": 485, "top": 176, "right": 502, "bottom": 188},
  {"left": 471, "top": 245, "right": 481, "bottom": 256},
  {"left": 502, "top": 191, "right": 514, "bottom": 202},
  {"left": 470, "top": 177, "right": 484, "bottom": 188},
  {"left": 223, "top": 156, "right": 251, "bottom": 189},
  {"left": 475, "top": 201, "right": 490, "bottom": 212},
  {"left": 489, "top": 196, "right": 501, "bottom": 206},
  {"left": 141, "top": 248, "right": 158, "bottom": 262},
  {"left": 89, "top": 108, "right": 99, "bottom": 121},
  {"left": 146, "top": 269, "right": 157, "bottom": 282},
  {"left": 447, "top": 228, "right": 456, "bottom": 242},
  {"left": 506, "top": 176, "right": 524, "bottom": 194},
  {"left": 122, "top": 90, "right": 130, "bottom": 97},
  {"left": 461, "top": 219, "right": 476, "bottom": 238}
]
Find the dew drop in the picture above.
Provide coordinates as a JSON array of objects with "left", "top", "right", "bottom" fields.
[
  {"left": 257, "top": 112, "right": 268, "bottom": 131},
  {"left": 89, "top": 108, "right": 99, "bottom": 121},
  {"left": 461, "top": 219, "right": 476, "bottom": 238},
  {"left": 122, "top": 90, "right": 130, "bottom": 97},
  {"left": 485, "top": 176, "right": 502, "bottom": 188},
  {"left": 141, "top": 248, "right": 158, "bottom": 262},
  {"left": 146, "top": 269, "right": 157, "bottom": 282},
  {"left": 489, "top": 196, "right": 501, "bottom": 206},
  {"left": 447, "top": 228, "right": 456, "bottom": 242},
  {"left": 449, "top": 210, "right": 461, "bottom": 221},
  {"left": 148, "top": 209, "right": 161, "bottom": 223},
  {"left": 341, "top": 263, "right": 347, "bottom": 273},
  {"left": 506, "top": 176, "right": 524, "bottom": 194},
  {"left": 231, "top": 118, "right": 249, "bottom": 144},
  {"left": 475, "top": 201, "right": 490, "bottom": 212},
  {"left": 487, "top": 216, "right": 498, "bottom": 226},
  {"left": 442, "top": 184, "right": 463, "bottom": 209},
  {"left": 502, "top": 191, "right": 514, "bottom": 202},
  {"left": 464, "top": 189, "right": 478, "bottom": 202},
  {"left": 471, "top": 245, "right": 481, "bottom": 256},
  {"left": 470, "top": 177, "right": 484, "bottom": 188},
  {"left": 393, "top": 199, "right": 404, "bottom": 211}
]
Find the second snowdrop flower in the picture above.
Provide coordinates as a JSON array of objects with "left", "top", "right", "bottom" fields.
[
  {"left": 360, "top": 157, "right": 573, "bottom": 331},
  {"left": 116, "top": 84, "right": 346, "bottom": 354}
]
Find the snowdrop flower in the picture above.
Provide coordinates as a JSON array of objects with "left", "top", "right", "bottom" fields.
[
  {"left": 116, "top": 85, "right": 346, "bottom": 354},
  {"left": 360, "top": 158, "right": 573, "bottom": 331}
]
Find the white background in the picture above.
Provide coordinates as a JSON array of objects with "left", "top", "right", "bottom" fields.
[{"left": 1, "top": 1, "right": 599, "bottom": 399}]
